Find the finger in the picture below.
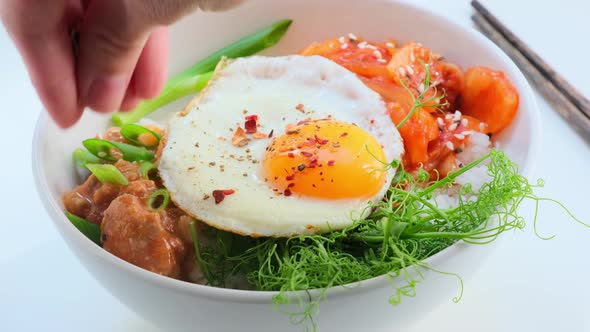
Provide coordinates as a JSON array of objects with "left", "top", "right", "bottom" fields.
[
  {"left": 76, "top": 0, "right": 150, "bottom": 113},
  {"left": 132, "top": 27, "right": 168, "bottom": 100},
  {"left": 0, "top": 0, "right": 82, "bottom": 127},
  {"left": 119, "top": 91, "right": 141, "bottom": 111}
]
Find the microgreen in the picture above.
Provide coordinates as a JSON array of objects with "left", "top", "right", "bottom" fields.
[{"left": 195, "top": 149, "right": 585, "bottom": 331}]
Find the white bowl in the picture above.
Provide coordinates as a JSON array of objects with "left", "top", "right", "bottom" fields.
[{"left": 32, "top": 0, "right": 539, "bottom": 331}]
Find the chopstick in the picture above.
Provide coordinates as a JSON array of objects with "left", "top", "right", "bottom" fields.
[{"left": 471, "top": 0, "right": 590, "bottom": 139}]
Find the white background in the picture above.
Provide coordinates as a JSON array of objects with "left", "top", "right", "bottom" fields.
[{"left": 1, "top": 0, "right": 590, "bottom": 331}]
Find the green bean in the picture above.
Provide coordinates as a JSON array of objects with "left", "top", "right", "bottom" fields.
[
  {"left": 83, "top": 138, "right": 154, "bottom": 162},
  {"left": 72, "top": 147, "right": 101, "bottom": 168},
  {"left": 111, "top": 19, "right": 292, "bottom": 126},
  {"left": 86, "top": 164, "right": 129, "bottom": 185},
  {"left": 120, "top": 124, "right": 161, "bottom": 148},
  {"left": 65, "top": 211, "right": 102, "bottom": 246}
]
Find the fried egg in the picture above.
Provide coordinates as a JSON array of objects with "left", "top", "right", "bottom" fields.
[{"left": 158, "top": 55, "right": 403, "bottom": 237}]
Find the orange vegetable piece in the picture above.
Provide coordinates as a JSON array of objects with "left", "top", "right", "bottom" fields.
[
  {"left": 299, "top": 36, "right": 391, "bottom": 78},
  {"left": 460, "top": 66, "right": 519, "bottom": 134},
  {"left": 386, "top": 42, "right": 442, "bottom": 90},
  {"left": 437, "top": 62, "right": 463, "bottom": 111},
  {"left": 388, "top": 102, "right": 439, "bottom": 166},
  {"left": 362, "top": 76, "right": 439, "bottom": 166},
  {"left": 298, "top": 38, "right": 342, "bottom": 56}
]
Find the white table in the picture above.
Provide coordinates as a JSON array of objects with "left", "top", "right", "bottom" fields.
[{"left": 1, "top": 0, "right": 589, "bottom": 331}]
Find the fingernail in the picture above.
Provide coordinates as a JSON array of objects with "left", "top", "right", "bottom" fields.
[{"left": 84, "top": 75, "right": 127, "bottom": 112}]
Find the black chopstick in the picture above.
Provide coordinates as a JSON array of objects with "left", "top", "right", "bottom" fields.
[{"left": 471, "top": 0, "right": 590, "bottom": 140}]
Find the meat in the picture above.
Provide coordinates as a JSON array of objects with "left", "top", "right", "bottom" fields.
[
  {"left": 101, "top": 194, "right": 186, "bottom": 278},
  {"left": 63, "top": 144, "right": 197, "bottom": 280}
]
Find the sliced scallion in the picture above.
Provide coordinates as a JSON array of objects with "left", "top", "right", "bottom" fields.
[
  {"left": 83, "top": 138, "right": 154, "bottom": 162},
  {"left": 111, "top": 19, "right": 293, "bottom": 126},
  {"left": 139, "top": 161, "right": 158, "bottom": 180},
  {"left": 72, "top": 147, "right": 101, "bottom": 168},
  {"left": 148, "top": 189, "right": 170, "bottom": 211},
  {"left": 86, "top": 164, "right": 129, "bottom": 185},
  {"left": 64, "top": 210, "right": 102, "bottom": 246},
  {"left": 120, "top": 124, "right": 161, "bottom": 148}
]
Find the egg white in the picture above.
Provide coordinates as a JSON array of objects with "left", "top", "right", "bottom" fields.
[{"left": 159, "top": 55, "right": 404, "bottom": 237}]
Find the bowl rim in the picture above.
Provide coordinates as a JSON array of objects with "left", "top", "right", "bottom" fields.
[{"left": 32, "top": 0, "right": 541, "bottom": 304}]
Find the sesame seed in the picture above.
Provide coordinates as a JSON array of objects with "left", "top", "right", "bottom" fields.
[
  {"left": 462, "top": 130, "right": 473, "bottom": 136},
  {"left": 479, "top": 122, "right": 488, "bottom": 131},
  {"left": 338, "top": 36, "right": 346, "bottom": 43},
  {"left": 461, "top": 118, "right": 469, "bottom": 127},
  {"left": 453, "top": 110, "right": 462, "bottom": 120},
  {"left": 373, "top": 50, "right": 383, "bottom": 59},
  {"left": 454, "top": 133, "right": 465, "bottom": 140},
  {"left": 448, "top": 123, "right": 458, "bottom": 131},
  {"left": 358, "top": 41, "right": 368, "bottom": 48},
  {"left": 445, "top": 141, "right": 455, "bottom": 150},
  {"left": 348, "top": 33, "right": 357, "bottom": 40},
  {"left": 445, "top": 114, "right": 453, "bottom": 120},
  {"left": 377, "top": 58, "right": 387, "bottom": 63},
  {"left": 406, "top": 65, "right": 414, "bottom": 75},
  {"left": 410, "top": 52, "right": 416, "bottom": 62},
  {"left": 417, "top": 83, "right": 425, "bottom": 94},
  {"left": 340, "top": 43, "right": 348, "bottom": 49},
  {"left": 366, "top": 44, "right": 378, "bottom": 50},
  {"left": 398, "top": 67, "right": 406, "bottom": 76},
  {"left": 436, "top": 117, "right": 444, "bottom": 126},
  {"left": 385, "top": 42, "right": 394, "bottom": 48}
]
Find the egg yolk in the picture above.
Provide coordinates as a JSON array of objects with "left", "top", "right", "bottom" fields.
[{"left": 262, "top": 120, "right": 388, "bottom": 199}]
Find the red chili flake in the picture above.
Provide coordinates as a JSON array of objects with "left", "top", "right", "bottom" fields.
[
  {"left": 314, "top": 135, "right": 328, "bottom": 145},
  {"left": 370, "top": 119, "right": 375, "bottom": 124},
  {"left": 297, "top": 118, "right": 311, "bottom": 126},
  {"left": 288, "top": 183, "right": 295, "bottom": 188},
  {"left": 244, "top": 115, "right": 258, "bottom": 134},
  {"left": 340, "top": 132, "right": 348, "bottom": 137},
  {"left": 286, "top": 174, "right": 295, "bottom": 181},
  {"left": 268, "top": 129, "right": 274, "bottom": 138},
  {"left": 288, "top": 152, "right": 295, "bottom": 158},
  {"left": 212, "top": 189, "right": 235, "bottom": 204},
  {"left": 295, "top": 104, "right": 305, "bottom": 112},
  {"left": 327, "top": 160, "right": 335, "bottom": 166},
  {"left": 284, "top": 189, "right": 292, "bottom": 196},
  {"left": 301, "top": 151, "right": 313, "bottom": 157},
  {"left": 308, "top": 158, "right": 318, "bottom": 168}
]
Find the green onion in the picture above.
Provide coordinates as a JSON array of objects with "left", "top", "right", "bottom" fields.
[
  {"left": 112, "top": 71, "right": 213, "bottom": 126},
  {"left": 83, "top": 139, "right": 154, "bottom": 162},
  {"left": 120, "top": 124, "right": 161, "bottom": 148},
  {"left": 139, "top": 161, "right": 158, "bottom": 180},
  {"left": 86, "top": 164, "right": 129, "bottom": 185},
  {"left": 148, "top": 189, "right": 170, "bottom": 211},
  {"left": 65, "top": 210, "right": 102, "bottom": 246},
  {"left": 111, "top": 19, "right": 293, "bottom": 126},
  {"left": 72, "top": 148, "right": 101, "bottom": 168}
]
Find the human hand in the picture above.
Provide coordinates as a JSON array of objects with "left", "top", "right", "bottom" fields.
[{"left": 0, "top": 0, "right": 243, "bottom": 128}]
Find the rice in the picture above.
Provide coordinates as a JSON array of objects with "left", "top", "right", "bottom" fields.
[{"left": 431, "top": 132, "right": 492, "bottom": 209}]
